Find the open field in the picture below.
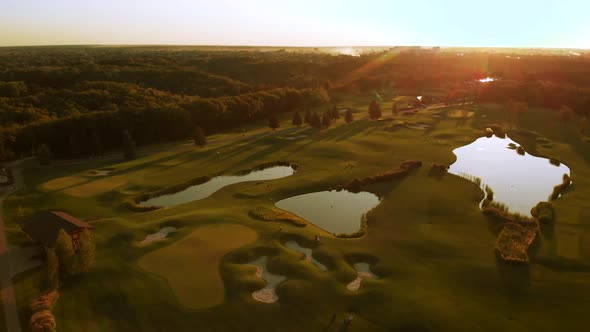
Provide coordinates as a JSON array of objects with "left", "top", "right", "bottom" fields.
[
  {"left": 3, "top": 97, "right": 590, "bottom": 331},
  {"left": 138, "top": 223, "right": 257, "bottom": 309}
]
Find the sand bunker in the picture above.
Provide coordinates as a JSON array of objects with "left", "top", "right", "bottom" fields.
[
  {"left": 346, "top": 262, "right": 378, "bottom": 291},
  {"left": 284, "top": 241, "right": 327, "bottom": 271},
  {"left": 138, "top": 223, "right": 257, "bottom": 309},
  {"left": 406, "top": 123, "right": 431, "bottom": 130},
  {"left": 90, "top": 168, "right": 115, "bottom": 176},
  {"left": 280, "top": 135, "right": 307, "bottom": 141},
  {"left": 63, "top": 176, "right": 127, "bottom": 197},
  {"left": 249, "top": 256, "right": 287, "bottom": 304},
  {"left": 139, "top": 227, "right": 177, "bottom": 246}
]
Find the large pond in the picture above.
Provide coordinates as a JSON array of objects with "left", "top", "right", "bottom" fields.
[
  {"left": 275, "top": 190, "right": 380, "bottom": 234},
  {"left": 449, "top": 136, "right": 570, "bottom": 216},
  {"left": 141, "top": 165, "right": 296, "bottom": 207}
]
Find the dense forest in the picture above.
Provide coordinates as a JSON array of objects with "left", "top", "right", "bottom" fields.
[{"left": 0, "top": 46, "right": 589, "bottom": 159}]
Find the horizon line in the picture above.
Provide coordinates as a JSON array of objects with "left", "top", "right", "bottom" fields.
[{"left": 0, "top": 44, "right": 588, "bottom": 51}]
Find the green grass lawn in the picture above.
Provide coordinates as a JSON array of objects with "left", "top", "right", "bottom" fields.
[{"left": 3, "top": 98, "right": 590, "bottom": 331}]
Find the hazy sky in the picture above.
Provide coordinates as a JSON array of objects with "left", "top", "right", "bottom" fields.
[{"left": 1, "top": 0, "right": 588, "bottom": 48}]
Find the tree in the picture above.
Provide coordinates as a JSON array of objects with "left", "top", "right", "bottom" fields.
[
  {"left": 268, "top": 113, "right": 280, "bottom": 131},
  {"left": 304, "top": 109, "right": 312, "bottom": 124},
  {"left": 54, "top": 230, "right": 74, "bottom": 278},
  {"left": 345, "top": 109, "right": 354, "bottom": 123},
  {"left": 391, "top": 103, "right": 398, "bottom": 116},
  {"left": 193, "top": 126, "right": 207, "bottom": 146},
  {"left": 46, "top": 248, "right": 59, "bottom": 290},
  {"left": 322, "top": 111, "right": 332, "bottom": 128},
  {"left": 122, "top": 130, "right": 136, "bottom": 160},
  {"left": 558, "top": 105, "right": 574, "bottom": 125},
  {"left": 37, "top": 144, "right": 51, "bottom": 166},
  {"left": 331, "top": 106, "right": 340, "bottom": 119},
  {"left": 368, "top": 100, "right": 382, "bottom": 120},
  {"left": 74, "top": 230, "right": 95, "bottom": 274},
  {"left": 311, "top": 112, "right": 322, "bottom": 128},
  {"left": 292, "top": 111, "right": 303, "bottom": 126},
  {"left": 91, "top": 132, "right": 103, "bottom": 157}
]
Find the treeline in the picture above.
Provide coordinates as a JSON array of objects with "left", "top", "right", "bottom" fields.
[
  {"left": 476, "top": 80, "right": 590, "bottom": 115},
  {"left": 0, "top": 87, "right": 329, "bottom": 159}
]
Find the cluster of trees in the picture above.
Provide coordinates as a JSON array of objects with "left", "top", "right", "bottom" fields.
[
  {"left": 46, "top": 230, "right": 95, "bottom": 289},
  {"left": 2, "top": 46, "right": 590, "bottom": 160},
  {"left": 1, "top": 87, "right": 328, "bottom": 159}
]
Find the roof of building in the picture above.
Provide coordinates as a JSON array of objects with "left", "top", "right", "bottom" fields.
[{"left": 21, "top": 211, "right": 94, "bottom": 248}]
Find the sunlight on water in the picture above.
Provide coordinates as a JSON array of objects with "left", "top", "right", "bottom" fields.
[{"left": 449, "top": 136, "right": 570, "bottom": 216}]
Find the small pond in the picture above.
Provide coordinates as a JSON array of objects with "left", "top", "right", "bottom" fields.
[
  {"left": 449, "top": 136, "right": 571, "bottom": 216},
  {"left": 141, "top": 165, "right": 296, "bottom": 207},
  {"left": 275, "top": 190, "right": 380, "bottom": 234},
  {"left": 248, "top": 256, "right": 287, "bottom": 303}
]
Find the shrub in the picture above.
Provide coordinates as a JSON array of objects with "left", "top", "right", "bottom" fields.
[
  {"left": 30, "top": 291, "right": 59, "bottom": 312},
  {"left": 30, "top": 310, "right": 56, "bottom": 332},
  {"left": 488, "top": 124, "right": 506, "bottom": 138},
  {"left": 343, "top": 160, "right": 422, "bottom": 191},
  {"left": 292, "top": 111, "right": 303, "bottom": 126},
  {"left": 54, "top": 230, "right": 74, "bottom": 278},
  {"left": 37, "top": 144, "right": 52, "bottom": 166},
  {"left": 429, "top": 163, "right": 448, "bottom": 176},
  {"left": 516, "top": 146, "right": 525, "bottom": 155},
  {"left": 550, "top": 173, "right": 572, "bottom": 200},
  {"left": 549, "top": 158, "right": 561, "bottom": 166},
  {"left": 495, "top": 221, "right": 538, "bottom": 264},
  {"left": 345, "top": 109, "right": 354, "bottom": 123},
  {"left": 531, "top": 202, "right": 554, "bottom": 223},
  {"left": 193, "top": 126, "right": 207, "bottom": 146}
]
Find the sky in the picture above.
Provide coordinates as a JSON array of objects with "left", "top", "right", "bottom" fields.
[{"left": 1, "top": 0, "right": 589, "bottom": 48}]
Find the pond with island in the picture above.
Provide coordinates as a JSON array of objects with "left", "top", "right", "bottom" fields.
[{"left": 449, "top": 135, "right": 571, "bottom": 216}]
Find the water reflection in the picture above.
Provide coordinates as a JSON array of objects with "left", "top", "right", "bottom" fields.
[
  {"left": 449, "top": 136, "right": 570, "bottom": 216},
  {"left": 275, "top": 190, "right": 380, "bottom": 234},
  {"left": 141, "top": 166, "right": 295, "bottom": 207}
]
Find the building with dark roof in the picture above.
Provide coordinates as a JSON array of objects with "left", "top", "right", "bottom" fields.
[{"left": 21, "top": 211, "right": 94, "bottom": 249}]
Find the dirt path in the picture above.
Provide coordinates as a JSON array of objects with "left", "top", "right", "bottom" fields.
[{"left": 0, "top": 162, "right": 23, "bottom": 332}]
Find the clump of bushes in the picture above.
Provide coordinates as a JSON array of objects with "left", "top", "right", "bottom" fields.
[
  {"left": 530, "top": 202, "right": 554, "bottom": 224},
  {"left": 550, "top": 173, "right": 572, "bottom": 200},
  {"left": 495, "top": 221, "right": 538, "bottom": 264},
  {"left": 488, "top": 124, "right": 506, "bottom": 138},
  {"left": 482, "top": 201, "right": 531, "bottom": 223},
  {"left": 507, "top": 143, "right": 517, "bottom": 150},
  {"left": 249, "top": 206, "right": 307, "bottom": 227},
  {"left": 484, "top": 185, "right": 494, "bottom": 201},
  {"left": 342, "top": 160, "right": 422, "bottom": 192},
  {"left": 429, "top": 163, "right": 448, "bottom": 177},
  {"left": 29, "top": 290, "right": 59, "bottom": 332},
  {"left": 516, "top": 146, "right": 525, "bottom": 155},
  {"left": 549, "top": 158, "right": 561, "bottom": 166}
]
